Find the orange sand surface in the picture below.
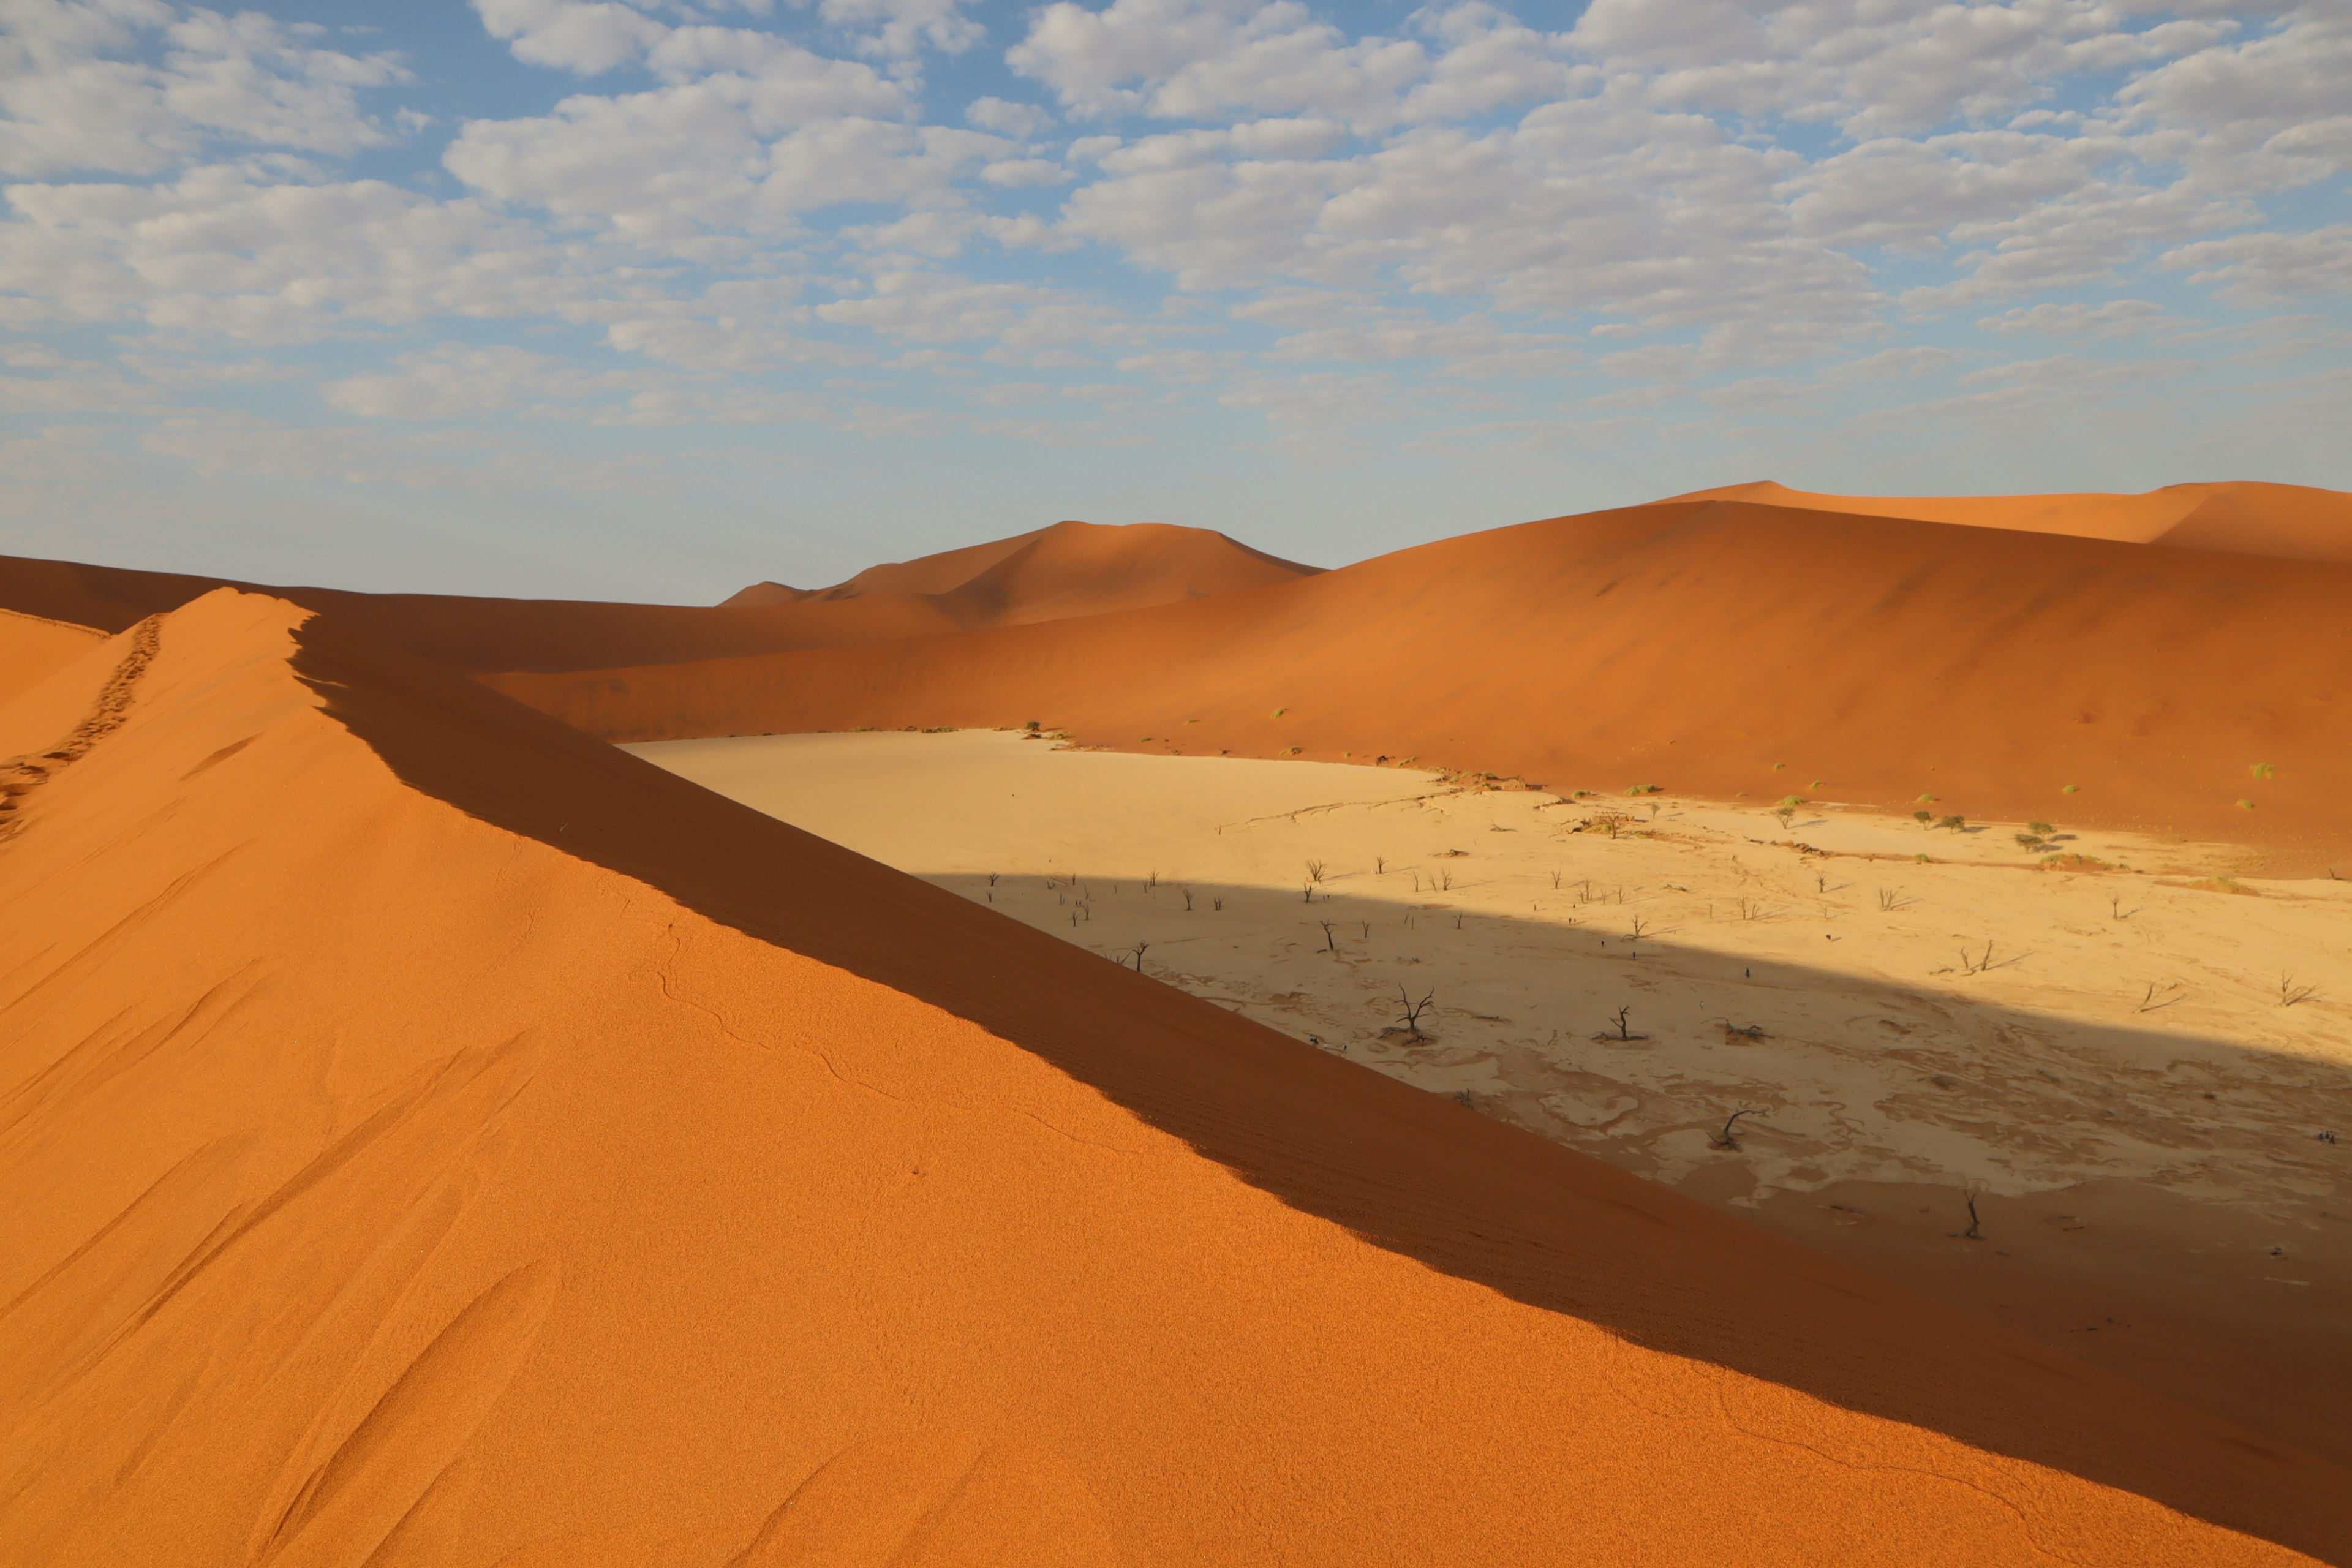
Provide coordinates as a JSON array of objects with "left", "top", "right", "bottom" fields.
[
  {"left": 0, "top": 521, "right": 1307, "bottom": 675},
  {"left": 630, "top": 730, "right": 2352, "bottom": 1465},
  {"left": 1670, "top": 480, "right": 2352, "bottom": 563},
  {"left": 6, "top": 589, "right": 2350, "bottom": 1565},
  {"left": 721, "top": 518, "right": 1317, "bottom": 615},
  {"left": 482, "top": 498, "right": 2352, "bottom": 870},
  {"left": 0, "top": 608, "right": 104, "bottom": 707}
]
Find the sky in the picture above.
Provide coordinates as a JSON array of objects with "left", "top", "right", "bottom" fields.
[{"left": 0, "top": 0, "right": 2346, "bottom": 600}]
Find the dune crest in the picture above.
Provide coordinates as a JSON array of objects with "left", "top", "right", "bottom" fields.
[
  {"left": 481, "top": 499, "right": 2352, "bottom": 868},
  {"left": 1670, "top": 480, "right": 2352, "bottom": 562},
  {"left": 0, "top": 522, "right": 1316, "bottom": 678},
  {"left": 715, "top": 580, "right": 810, "bottom": 608},
  {"left": 722, "top": 519, "right": 1319, "bottom": 623},
  {"left": 3, "top": 589, "right": 2345, "bottom": 1564}
]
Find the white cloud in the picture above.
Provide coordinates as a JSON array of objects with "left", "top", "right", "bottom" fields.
[
  {"left": 1977, "top": 298, "right": 2181, "bottom": 336},
  {"left": 2119, "top": 4, "right": 2352, "bottom": 181},
  {"left": 1267, "top": 312, "right": 1581, "bottom": 377},
  {"left": 1954, "top": 352, "right": 2195, "bottom": 389},
  {"left": 1700, "top": 374, "right": 1822, "bottom": 411},
  {"left": 474, "top": 0, "right": 669, "bottom": 75},
  {"left": 1217, "top": 367, "right": 1409, "bottom": 456},
  {"left": 974, "top": 379, "right": 1050, "bottom": 405},
  {"left": 981, "top": 157, "right": 1071, "bottom": 186},
  {"left": 965, "top": 95, "right": 1054, "bottom": 137},
  {"left": 1, "top": 0, "right": 2346, "bottom": 532},
  {"left": 2159, "top": 224, "right": 2352, "bottom": 303},
  {"left": 0, "top": 0, "right": 406, "bottom": 176},
  {"left": 1819, "top": 345, "right": 1961, "bottom": 381},
  {"left": 0, "top": 352, "right": 171, "bottom": 413},
  {"left": 815, "top": 268, "right": 1142, "bottom": 350},
  {"left": 320, "top": 342, "right": 641, "bottom": 419},
  {"left": 1008, "top": 0, "right": 1430, "bottom": 130},
  {"left": 1110, "top": 346, "right": 1248, "bottom": 382},
  {"left": 0, "top": 165, "right": 591, "bottom": 337},
  {"left": 140, "top": 407, "right": 665, "bottom": 494},
  {"left": 1572, "top": 0, "right": 2231, "bottom": 137},
  {"left": 442, "top": 63, "right": 934, "bottom": 240},
  {"left": 816, "top": 0, "right": 982, "bottom": 59}
]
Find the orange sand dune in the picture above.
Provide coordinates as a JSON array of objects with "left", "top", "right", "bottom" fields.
[
  {"left": 4, "top": 589, "right": 2348, "bottom": 1564},
  {"left": 721, "top": 519, "right": 1319, "bottom": 619},
  {"left": 0, "top": 522, "right": 1312, "bottom": 676},
  {"left": 484, "top": 499, "right": 2352, "bottom": 870},
  {"left": 0, "top": 607, "right": 104, "bottom": 707},
  {"left": 1673, "top": 480, "right": 2352, "bottom": 562}
]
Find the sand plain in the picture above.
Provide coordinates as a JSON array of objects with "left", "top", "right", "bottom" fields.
[{"left": 631, "top": 728, "right": 2352, "bottom": 1466}]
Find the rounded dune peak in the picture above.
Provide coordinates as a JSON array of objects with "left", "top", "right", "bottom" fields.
[
  {"left": 946, "top": 518, "right": 1321, "bottom": 627},
  {"left": 717, "top": 581, "right": 812, "bottom": 608},
  {"left": 1664, "top": 478, "right": 2352, "bottom": 562},
  {"left": 0, "top": 515, "right": 1319, "bottom": 679}
]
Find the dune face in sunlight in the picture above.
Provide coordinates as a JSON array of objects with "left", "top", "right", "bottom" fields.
[
  {"left": 4, "top": 484, "right": 2351, "bottom": 1566},
  {"left": 1670, "top": 480, "right": 2352, "bottom": 563},
  {"left": 478, "top": 496, "right": 2352, "bottom": 870},
  {"left": 0, "top": 608, "right": 104, "bottom": 707},
  {"left": 4, "top": 589, "right": 2349, "bottom": 1566}
]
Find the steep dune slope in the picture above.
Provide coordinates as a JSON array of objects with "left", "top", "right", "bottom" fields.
[
  {"left": 1672, "top": 480, "right": 2352, "bottom": 562},
  {"left": 483, "top": 499, "right": 2352, "bottom": 868},
  {"left": 4, "top": 590, "right": 2347, "bottom": 1566},
  {"left": 0, "top": 608, "right": 103, "bottom": 707},
  {"left": 0, "top": 522, "right": 1315, "bottom": 678}
]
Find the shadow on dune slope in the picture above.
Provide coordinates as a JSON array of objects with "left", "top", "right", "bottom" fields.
[
  {"left": 292, "top": 607, "right": 2352, "bottom": 1565},
  {"left": 910, "top": 865, "right": 2352, "bottom": 1471}
]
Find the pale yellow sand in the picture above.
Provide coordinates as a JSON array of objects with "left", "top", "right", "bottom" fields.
[
  {"left": 631, "top": 730, "right": 2352, "bottom": 1458},
  {"left": 633, "top": 729, "right": 2350, "bottom": 1213}
]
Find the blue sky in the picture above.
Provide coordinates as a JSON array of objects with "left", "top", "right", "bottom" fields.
[{"left": 1, "top": 0, "right": 2345, "bottom": 600}]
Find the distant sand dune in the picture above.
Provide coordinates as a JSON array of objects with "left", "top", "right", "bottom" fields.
[
  {"left": 1671, "top": 480, "right": 2352, "bottom": 563},
  {"left": 3, "top": 589, "right": 2346, "bottom": 1564},
  {"left": 0, "top": 521, "right": 1313, "bottom": 676},
  {"left": 482, "top": 499, "right": 2352, "bottom": 870},
  {"left": 722, "top": 518, "right": 1317, "bottom": 617}
]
